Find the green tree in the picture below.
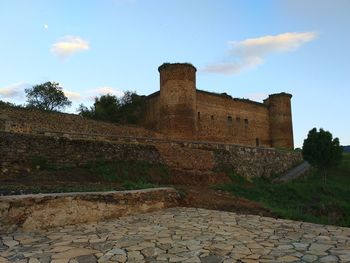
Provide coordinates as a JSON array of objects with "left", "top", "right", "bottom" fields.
[
  {"left": 77, "top": 91, "right": 144, "bottom": 124},
  {"left": 302, "top": 128, "right": 342, "bottom": 184},
  {"left": 94, "top": 93, "right": 120, "bottom": 122},
  {"left": 25, "top": 82, "right": 71, "bottom": 111}
]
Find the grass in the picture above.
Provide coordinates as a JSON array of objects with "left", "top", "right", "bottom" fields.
[
  {"left": 216, "top": 153, "right": 350, "bottom": 227},
  {"left": 85, "top": 159, "right": 170, "bottom": 184},
  {"left": 0, "top": 159, "right": 169, "bottom": 195}
]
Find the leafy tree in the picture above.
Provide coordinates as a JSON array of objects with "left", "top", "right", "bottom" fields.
[
  {"left": 77, "top": 91, "right": 144, "bottom": 124},
  {"left": 25, "top": 82, "right": 71, "bottom": 111},
  {"left": 0, "top": 100, "right": 16, "bottom": 107},
  {"left": 302, "top": 128, "right": 342, "bottom": 183},
  {"left": 117, "top": 91, "right": 145, "bottom": 124}
]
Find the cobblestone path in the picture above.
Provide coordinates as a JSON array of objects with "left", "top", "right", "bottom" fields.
[{"left": 1, "top": 207, "right": 350, "bottom": 263}]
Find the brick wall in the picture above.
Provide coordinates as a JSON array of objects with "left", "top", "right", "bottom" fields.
[{"left": 196, "top": 90, "right": 271, "bottom": 147}]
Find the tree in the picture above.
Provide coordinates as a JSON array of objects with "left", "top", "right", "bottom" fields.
[
  {"left": 302, "top": 128, "right": 342, "bottom": 184},
  {"left": 78, "top": 93, "right": 120, "bottom": 122},
  {"left": 25, "top": 82, "right": 71, "bottom": 111},
  {"left": 77, "top": 91, "right": 144, "bottom": 124}
]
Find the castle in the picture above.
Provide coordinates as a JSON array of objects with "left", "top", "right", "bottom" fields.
[
  {"left": 142, "top": 63, "right": 294, "bottom": 149},
  {"left": 0, "top": 62, "right": 301, "bottom": 183}
]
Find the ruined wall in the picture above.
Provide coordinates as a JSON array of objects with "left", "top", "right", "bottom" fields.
[
  {"left": 0, "top": 188, "right": 180, "bottom": 232},
  {"left": 0, "top": 106, "right": 163, "bottom": 138},
  {"left": 196, "top": 91, "right": 271, "bottom": 147}
]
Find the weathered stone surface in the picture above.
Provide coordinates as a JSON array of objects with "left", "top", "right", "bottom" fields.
[
  {"left": 0, "top": 130, "right": 302, "bottom": 182},
  {"left": 0, "top": 188, "right": 179, "bottom": 232},
  {"left": 1, "top": 208, "right": 349, "bottom": 262},
  {"left": 52, "top": 248, "right": 98, "bottom": 260},
  {"left": 75, "top": 254, "right": 97, "bottom": 263}
]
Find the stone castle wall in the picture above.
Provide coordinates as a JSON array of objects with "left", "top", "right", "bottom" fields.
[
  {"left": 158, "top": 63, "right": 197, "bottom": 138},
  {"left": 142, "top": 63, "right": 294, "bottom": 149},
  {"left": 142, "top": 92, "right": 160, "bottom": 131},
  {"left": 196, "top": 90, "right": 271, "bottom": 147}
]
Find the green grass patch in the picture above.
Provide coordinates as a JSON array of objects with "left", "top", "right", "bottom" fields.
[
  {"left": 85, "top": 159, "right": 169, "bottom": 184},
  {"left": 216, "top": 153, "right": 350, "bottom": 227}
]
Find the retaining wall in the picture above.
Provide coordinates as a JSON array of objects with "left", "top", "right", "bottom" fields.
[{"left": 0, "top": 131, "right": 302, "bottom": 180}]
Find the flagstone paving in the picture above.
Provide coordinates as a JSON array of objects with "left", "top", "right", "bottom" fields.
[{"left": 0, "top": 207, "right": 349, "bottom": 263}]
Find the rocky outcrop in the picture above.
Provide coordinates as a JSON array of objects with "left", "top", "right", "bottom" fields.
[{"left": 0, "top": 188, "right": 180, "bottom": 232}]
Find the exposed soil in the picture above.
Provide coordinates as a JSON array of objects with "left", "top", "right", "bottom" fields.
[
  {"left": 0, "top": 168, "right": 274, "bottom": 218},
  {"left": 177, "top": 185, "right": 275, "bottom": 218}
]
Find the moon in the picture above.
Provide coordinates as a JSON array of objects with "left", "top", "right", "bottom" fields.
[{"left": 44, "top": 24, "right": 49, "bottom": 29}]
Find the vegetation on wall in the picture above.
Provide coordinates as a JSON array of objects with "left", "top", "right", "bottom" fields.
[
  {"left": 0, "top": 158, "right": 169, "bottom": 194},
  {"left": 77, "top": 91, "right": 145, "bottom": 124},
  {"left": 25, "top": 82, "right": 72, "bottom": 111},
  {"left": 158, "top": 62, "right": 196, "bottom": 71}
]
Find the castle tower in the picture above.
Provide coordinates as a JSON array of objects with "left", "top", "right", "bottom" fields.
[
  {"left": 158, "top": 63, "right": 197, "bottom": 139},
  {"left": 264, "top": 93, "right": 294, "bottom": 149}
]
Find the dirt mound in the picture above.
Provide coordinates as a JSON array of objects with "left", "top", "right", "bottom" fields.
[
  {"left": 169, "top": 169, "right": 231, "bottom": 185},
  {"left": 178, "top": 186, "right": 275, "bottom": 217}
]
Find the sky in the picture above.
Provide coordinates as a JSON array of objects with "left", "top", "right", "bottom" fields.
[{"left": 0, "top": 0, "right": 349, "bottom": 147}]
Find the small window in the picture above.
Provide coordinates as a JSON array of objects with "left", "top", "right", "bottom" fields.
[
  {"left": 227, "top": 116, "right": 233, "bottom": 125},
  {"left": 236, "top": 117, "right": 240, "bottom": 123},
  {"left": 244, "top": 119, "right": 249, "bottom": 126},
  {"left": 198, "top": 112, "right": 200, "bottom": 120},
  {"left": 211, "top": 115, "right": 214, "bottom": 121},
  {"left": 256, "top": 138, "right": 260, "bottom": 147}
]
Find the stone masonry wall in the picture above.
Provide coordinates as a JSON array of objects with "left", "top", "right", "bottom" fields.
[
  {"left": 0, "top": 188, "right": 180, "bottom": 232},
  {"left": 196, "top": 91, "right": 271, "bottom": 147},
  {"left": 0, "top": 132, "right": 162, "bottom": 180},
  {"left": 0, "top": 106, "right": 163, "bottom": 138},
  {"left": 0, "top": 131, "right": 302, "bottom": 181}
]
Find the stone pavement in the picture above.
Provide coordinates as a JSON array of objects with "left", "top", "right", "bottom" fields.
[{"left": 0, "top": 207, "right": 349, "bottom": 263}]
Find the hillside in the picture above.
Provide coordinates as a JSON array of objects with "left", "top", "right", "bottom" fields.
[
  {"left": 217, "top": 153, "right": 350, "bottom": 227},
  {"left": 343, "top": 145, "right": 350, "bottom": 153}
]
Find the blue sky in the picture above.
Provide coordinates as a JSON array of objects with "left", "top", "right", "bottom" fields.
[{"left": 0, "top": 0, "right": 349, "bottom": 147}]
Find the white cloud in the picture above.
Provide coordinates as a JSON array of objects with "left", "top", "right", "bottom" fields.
[
  {"left": 64, "top": 90, "right": 81, "bottom": 100},
  {"left": 203, "top": 32, "right": 317, "bottom": 75},
  {"left": 245, "top": 92, "right": 269, "bottom": 102},
  {"left": 203, "top": 57, "right": 263, "bottom": 75},
  {"left": 51, "top": 36, "right": 89, "bottom": 59},
  {"left": 0, "top": 82, "right": 30, "bottom": 99},
  {"left": 92, "top": 87, "right": 124, "bottom": 96},
  {"left": 86, "top": 87, "right": 124, "bottom": 101}
]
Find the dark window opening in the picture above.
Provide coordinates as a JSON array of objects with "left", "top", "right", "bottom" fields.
[
  {"left": 227, "top": 116, "right": 233, "bottom": 125},
  {"left": 236, "top": 117, "right": 240, "bottom": 123},
  {"left": 244, "top": 118, "right": 248, "bottom": 126},
  {"left": 211, "top": 115, "right": 214, "bottom": 121},
  {"left": 256, "top": 138, "right": 260, "bottom": 147},
  {"left": 198, "top": 112, "right": 200, "bottom": 120}
]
